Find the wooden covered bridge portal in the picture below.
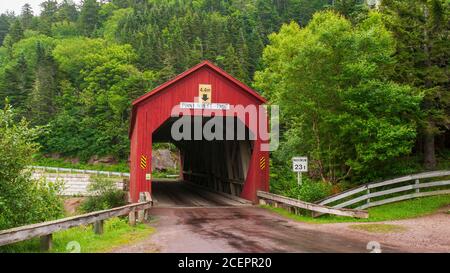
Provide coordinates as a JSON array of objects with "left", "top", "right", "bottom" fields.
[{"left": 129, "top": 61, "right": 269, "bottom": 203}]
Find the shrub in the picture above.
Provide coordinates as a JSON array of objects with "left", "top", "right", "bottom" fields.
[
  {"left": 0, "top": 103, "right": 64, "bottom": 230},
  {"left": 270, "top": 164, "right": 332, "bottom": 202},
  {"left": 80, "top": 176, "right": 126, "bottom": 213}
]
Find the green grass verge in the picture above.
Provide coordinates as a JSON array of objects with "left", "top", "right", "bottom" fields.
[
  {"left": 262, "top": 194, "right": 450, "bottom": 224},
  {"left": 349, "top": 224, "right": 407, "bottom": 233},
  {"left": 0, "top": 218, "right": 155, "bottom": 253}
]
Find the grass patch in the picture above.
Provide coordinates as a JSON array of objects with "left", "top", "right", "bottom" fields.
[
  {"left": 0, "top": 217, "right": 155, "bottom": 253},
  {"left": 349, "top": 224, "right": 407, "bottom": 233},
  {"left": 262, "top": 194, "right": 450, "bottom": 224}
]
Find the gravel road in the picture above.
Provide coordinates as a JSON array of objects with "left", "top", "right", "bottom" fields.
[{"left": 110, "top": 181, "right": 448, "bottom": 253}]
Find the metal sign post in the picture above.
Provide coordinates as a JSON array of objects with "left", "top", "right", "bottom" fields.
[{"left": 292, "top": 157, "right": 308, "bottom": 186}]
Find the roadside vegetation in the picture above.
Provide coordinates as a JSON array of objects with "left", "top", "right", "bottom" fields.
[
  {"left": 0, "top": 103, "right": 64, "bottom": 230},
  {"left": 79, "top": 176, "right": 126, "bottom": 213},
  {"left": 0, "top": 1, "right": 447, "bottom": 201},
  {"left": 0, "top": 217, "right": 155, "bottom": 253},
  {"left": 262, "top": 194, "right": 450, "bottom": 224}
]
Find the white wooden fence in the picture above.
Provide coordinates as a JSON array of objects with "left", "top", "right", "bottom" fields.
[
  {"left": 29, "top": 165, "right": 130, "bottom": 177},
  {"left": 317, "top": 171, "right": 450, "bottom": 211}
]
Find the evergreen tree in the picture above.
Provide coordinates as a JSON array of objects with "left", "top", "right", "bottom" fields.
[
  {"left": 9, "top": 20, "right": 24, "bottom": 43},
  {"left": 222, "top": 44, "right": 247, "bottom": 82},
  {"left": 0, "top": 54, "right": 33, "bottom": 111},
  {"left": 20, "top": 4, "right": 35, "bottom": 30},
  {"left": 381, "top": 0, "right": 450, "bottom": 169},
  {"left": 39, "top": 0, "right": 59, "bottom": 34},
  {"left": 27, "top": 42, "right": 57, "bottom": 125},
  {"left": 0, "top": 14, "right": 11, "bottom": 46},
  {"left": 57, "top": 0, "right": 79, "bottom": 22},
  {"left": 79, "top": 0, "right": 100, "bottom": 37}
]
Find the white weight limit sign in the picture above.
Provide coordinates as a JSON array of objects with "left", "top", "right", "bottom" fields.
[{"left": 292, "top": 157, "right": 308, "bottom": 185}]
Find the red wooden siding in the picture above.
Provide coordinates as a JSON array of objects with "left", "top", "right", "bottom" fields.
[{"left": 129, "top": 61, "right": 269, "bottom": 203}]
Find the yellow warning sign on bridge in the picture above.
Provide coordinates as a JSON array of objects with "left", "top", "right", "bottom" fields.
[
  {"left": 260, "top": 157, "right": 266, "bottom": 170},
  {"left": 140, "top": 155, "right": 147, "bottom": 170},
  {"left": 199, "top": 84, "right": 212, "bottom": 103}
]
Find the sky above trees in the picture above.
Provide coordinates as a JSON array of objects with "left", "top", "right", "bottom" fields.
[{"left": 0, "top": 0, "right": 81, "bottom": 15}]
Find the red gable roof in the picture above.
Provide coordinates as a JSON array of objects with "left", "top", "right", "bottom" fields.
[
  {"left": 132, "top": 60, "right": 266, "bottom": 106},
  {"left": 129, "top": 60, "right": 266, "bottom": 138}
]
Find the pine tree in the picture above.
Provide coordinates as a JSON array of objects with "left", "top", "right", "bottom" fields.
[
  {"left": 79, "top": 0, "right": 100, "bottom": 37},
  {"left": 0, "top": 54, "right": 33, "bottom": 112},
  {"left": 0, "top": 14, "right": 12, "bottom": 45},
  {"left": 9, "top": 20, "right": 24, "bottom": 42},
  {"left": 57, "top": 0, "right": 79, "bottom": 22},
  {"left": 20, "top": 4, "right": 34, "bottom": 30},
  {"left": 27, "top": 42, "right": 57, "bottom": 125},
  {"left": 222, "top": 44, "right": 247, "bottom": 82},
  {"left": 39, "top": 0, "right": 59, "bottom": 34},
  {"left": 381, "top": 0, "right": 450, "bottom": 169}
]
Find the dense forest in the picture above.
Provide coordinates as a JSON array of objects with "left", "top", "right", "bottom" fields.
[{"left": 0, "top": 0, "right": 448, "bottom": 188}]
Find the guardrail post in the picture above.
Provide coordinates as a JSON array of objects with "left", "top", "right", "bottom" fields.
[
  {"left": 138, "top": 193, "right": 145, "bottom": 222},
  {"left": 366, "top": 185, "right": 370, "bottom": 205},
  {"left": 259, "top": 198, "right": 266, "bottom": 206},
  {"left": 40, "top": 234, "right": 52, "bottom": 252},
  {"left": 94, "top": 220, "right": 104, "bottom": 235},
  {"left": 415, "top": 179, "right": 420, "bottom": 193},
  {"left": 129, "top": 210, "right": 136, "bottom": 226}
]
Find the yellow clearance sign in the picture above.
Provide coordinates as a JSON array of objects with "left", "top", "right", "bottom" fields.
[
  {"left": 140, "top": 155, "right": 147, "bottom": 170},
  {"left": 198, "top": 84, "right": 212, "bottom": 103}
]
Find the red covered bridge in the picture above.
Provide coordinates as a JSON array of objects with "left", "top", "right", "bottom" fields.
[{"left": 129, "top": 61, "right": 269, "bottom": 203}]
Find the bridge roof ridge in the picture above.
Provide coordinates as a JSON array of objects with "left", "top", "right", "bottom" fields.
[{"left": 132, "top": 60, "right": 266, "bottom": 106}]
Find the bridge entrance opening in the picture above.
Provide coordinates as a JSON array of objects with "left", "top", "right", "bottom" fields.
[{"left": 151, "top": 116, "right": 254, "bottom": 207}]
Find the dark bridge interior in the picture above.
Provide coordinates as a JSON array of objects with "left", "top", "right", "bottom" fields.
[{"left": 152, "top": 116, "right": 254, "bottom": 205}]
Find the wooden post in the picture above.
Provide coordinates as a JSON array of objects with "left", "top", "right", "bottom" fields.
[
  {"left": 144, "top": 192, "right": 152, "bottom": 222},
  {"left": 40, "top": 234, "right": 52, "bottom": 252},
  {"left": 415, "top": 179, "right": 420, "bottom": 193},
  {"left": 138, "top": 193, "right": 145, "bottom": 222},
  {"left": 94, "top": 220, "right": 104, "bottom": 235},
  {"left": 129, "top": 211, "right": 136, "bottom": 226},
  {"left": 366, "top": 186, "right": 370, "bottom": 205}
]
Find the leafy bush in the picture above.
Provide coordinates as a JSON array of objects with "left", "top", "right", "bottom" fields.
[
  {"left": 80, "top": 176, "right": 126, "bottom": 213},
  {"left": 270, "top": 163, "right": 332, "bottom": 202},
  {"left": 0, "top": 103, "right": 64, "bottom": 230}
]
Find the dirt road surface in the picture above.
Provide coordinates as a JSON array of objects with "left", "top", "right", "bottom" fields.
[{"left": 110, "top": 181, "right": 447, "bottom": 253}]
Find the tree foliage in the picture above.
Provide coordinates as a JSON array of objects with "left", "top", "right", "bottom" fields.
[
  {"left": 380, "top": 0, "right": 450, "bottom": 169},
  {"left": 255, "top": 11, "right": 423, "bottom": 183},
  {"left": 0, "top": 103, "right": 64, "bottom": 230}
]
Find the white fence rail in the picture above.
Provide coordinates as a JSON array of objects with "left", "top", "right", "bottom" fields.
[
  {"left": 317, "top": 170, "right": 450, "bottom": 212},
  {"left": 29, "top": 165, "right": 130, "bottom": 177}
]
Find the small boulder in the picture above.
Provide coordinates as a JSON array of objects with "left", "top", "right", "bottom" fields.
[{"left": 152, "top": 149, "right": 178, "bottom": 171}]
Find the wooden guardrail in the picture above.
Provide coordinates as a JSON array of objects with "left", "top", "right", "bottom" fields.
[
  {"left": 257, "top": 191, "right": 368, "bottom": 218},
  {"left": 317, "top": 171, "right": 450, "bottom": 212},
  {"left": 0, "top": 192, "right": 152, "bottom": 251}
]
